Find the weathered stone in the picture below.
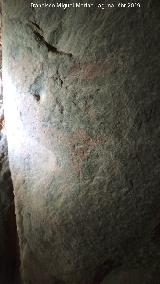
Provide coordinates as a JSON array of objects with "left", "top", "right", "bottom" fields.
[
  {"left": 0, "top": 3, "right": 20, "bottom": 282},
  {"left": 2, "top": 0, "right": 160, "bottom": 283},
  {"left": 101, "top": 268, "right": 157, "bottom": 284}
]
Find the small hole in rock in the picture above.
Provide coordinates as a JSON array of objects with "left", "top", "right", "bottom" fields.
[{"left": 33, "top": 93, "right": 40, "bottom": 102}]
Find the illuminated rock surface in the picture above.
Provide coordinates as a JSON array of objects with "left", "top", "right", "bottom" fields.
[
  {"left": 0, "top": 3, "right": 20, "bottom": 283},
  {"left": 2, "top": 0, "right": 160, "bottom": 283}
]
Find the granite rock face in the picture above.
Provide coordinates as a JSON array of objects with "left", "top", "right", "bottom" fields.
[
  {"left": 0, "top": 2, "right": 20, "bottom": 283},
  {"left": 3, "top": 0, "right": 160, "bottom": 283}
]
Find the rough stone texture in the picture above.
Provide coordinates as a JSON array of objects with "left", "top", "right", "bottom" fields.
[
  {"left": 2, "top": 0, "right": 160, "bottom": 283},
  {"left": 0, "top": 2, "right": 20, "bottom": 282}
]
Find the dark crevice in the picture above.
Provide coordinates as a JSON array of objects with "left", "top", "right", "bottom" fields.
[
  {"left": 92, "top": 260, "right": 121, "bottom": 284},
  {"left": 0, "top": 134, "right": 21, "bottom": 284},
  {"left": 33, "top": 92, "right": 40, "bottom": 102},
  {"left": 28, "top": 21, "right": 73, "bottom": 57},
  {"left": 5, "top": 182, "right": 21, "bottom": 284},
  {"left": 31, "top": 28, "right": 73, "bottom": 57},
  {"left": 33, "top": 30, "right": 73, "bottom": 57},
  {"left": 30, "top": 21, "right": 43, "bottom": 33},
  {"left": 56, "top": 97, "right": 64, "bottom": 114},
  {"left": 56, "top": 69, "right": 64, "bottom": 88}
]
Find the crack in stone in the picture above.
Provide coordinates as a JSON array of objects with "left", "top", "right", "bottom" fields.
[
  {"left": 29, "top": 21, "right": 73, "bottom": 57},
  {"left": 30, "top": 21, "right": 43, "bottom": 33}
]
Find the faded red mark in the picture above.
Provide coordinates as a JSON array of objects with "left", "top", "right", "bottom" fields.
[
  {"left": 68, "top": 128, "right": 103, "bottom": 174},
  {"left": 43, "top": 127, "right": 103, "bottom": 175},
  {"left": 68, "top": 60, "right": 114, "bottom": 80}
]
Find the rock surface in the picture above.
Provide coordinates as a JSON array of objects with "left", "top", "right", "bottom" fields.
[
  {"left": 3, "top": 0, "right": 160, "bottom": 283},
  {"left": 0, "top": 2, "right": 20, "bottom": 283}
]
